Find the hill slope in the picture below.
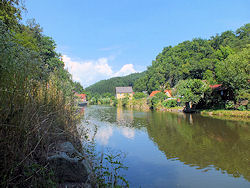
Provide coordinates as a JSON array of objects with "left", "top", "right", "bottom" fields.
[{"left": 85, "top": 72, "right": 145, "bottom": 95}]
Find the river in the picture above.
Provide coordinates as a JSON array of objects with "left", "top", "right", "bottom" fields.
[{"left": 78, "top": 105, "right": 250, "bottom": 188}]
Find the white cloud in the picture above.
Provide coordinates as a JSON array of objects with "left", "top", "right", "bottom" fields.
[
  {"left": 113, "top": 64, "right": 136, "bottom": 77},
  {"left": 63, "top": 54, "right": 139, "bottom": 87},
  {"left": 94, "top": 58, "right": 113, "bottom": 76},
  {"left": 95, "top": 126, "right": 113, "bottom": 146},
  {"left": 121, "top": 127, "right": 135, "bottom": 139}
]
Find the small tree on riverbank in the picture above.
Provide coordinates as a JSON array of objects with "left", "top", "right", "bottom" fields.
[{"left": 176, "top": 79, "right": 210, "bottom": 110}]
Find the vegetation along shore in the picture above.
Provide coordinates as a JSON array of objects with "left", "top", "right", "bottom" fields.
[
  {"left": 86, "top": 23, "right": 249, "bottom": 120},
  {"left": 0, "top": 0, "right": 249, "bottom": 187}
]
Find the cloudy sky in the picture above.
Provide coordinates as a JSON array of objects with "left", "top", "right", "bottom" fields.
[{"left": 24, "top": 0, "right": 250, "bottom": 87}]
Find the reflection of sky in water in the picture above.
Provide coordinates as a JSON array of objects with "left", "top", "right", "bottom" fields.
[
  {"left": 120, "top": 127, "right": 135, "bottom": 139},
  {"left": 81, "top": 106, "right": 250, "bottom": 188},
  {"left": 95, "top": 126, "right": 113, "bottom": 145}
]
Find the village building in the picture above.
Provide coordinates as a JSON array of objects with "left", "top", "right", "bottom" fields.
[
  {"left": 74, "top": 93, "right": 87, "bottom": 102},
  {"left": 164, "top": 89, "right": 172, "bottom": 98},
  {"left": 149, "top": 89, "right": 173, "bottom": 98},
  {"left": 116, "top": 87, "right": 133, "bottom": 99},
  {"left": 209, "top": 84, "right": 234, "bottom": 100}
]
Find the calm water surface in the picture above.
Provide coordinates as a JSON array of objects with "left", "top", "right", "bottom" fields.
[{"left": 79, "top": 105, "right": 250, "bottom": 188}]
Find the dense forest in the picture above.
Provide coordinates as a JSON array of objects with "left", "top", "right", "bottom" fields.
[
  {"left": 134, "top": 24, "right": 249, "bottom": 97},
  {"left": 86, "top": 72, "right": 145, "bottom": 95},
  {"left": 0, "top": 0, "right": 84, "bottom": 186},
  {"left": 86, "top": 24, "right": 249, "bottom": 106}
]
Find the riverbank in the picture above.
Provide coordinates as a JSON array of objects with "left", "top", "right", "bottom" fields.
[
  {"left": 117, "top": 98, "right": 250, "bottom": 122},
  {"left": 201, "top": 110, "right": 250, "bottom": 122}
]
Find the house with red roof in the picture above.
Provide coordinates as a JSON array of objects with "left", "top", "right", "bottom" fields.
[
  {"left": 75, "top": 93, "right": 87, "bottom": 102},
  {"left": 164, "top": 89, "right": 172, "bottom": 98},
  {"left": 149, "top": 90, "right": 161, "bottom": 97},
  {"left": 209, "top": 84, "right": 222, "bottom": 89},
  {"left": 149, "top": 89, "right": 173, "bottom": 98}
]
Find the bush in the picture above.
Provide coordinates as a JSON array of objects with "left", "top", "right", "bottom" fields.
[
  {"left": 133, "top": 92, "right": 146, "bottom": 99},
  {"left": 237, "top": 105, "right": 246, "bottom": 111},
  {"left": 154, "top": 92, "right": 168, "bottom": 101},
  {"left": 147, "top": 97, "right": 159, "bottom": 109},
  {"left": 162, "top": 100, "right": 177, "bottom": 108},
  {"left": 122, "top": 96, "right": 129, "bottom": 107},
  {"left": 225, "top": 101, "right": 235, "bottom": 110}
]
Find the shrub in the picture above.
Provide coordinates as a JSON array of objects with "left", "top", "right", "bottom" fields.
[
  {"left": 154, "top": 92, "right": 168, "bottom": 101},
  {"left": 122, "top": 96, "right": 129, "bottom": 107},
  {"left": 133, "top": 92, "right": 146, "bottom": 99},
  {"left": 162, "top": 100, "right": 177, "bottom": 108},
  {"left": 225, "top": 101, "right": 235, "bottom": 110},
  {"left": 237, "top": 105, "right": 246, "bottom": 111}
]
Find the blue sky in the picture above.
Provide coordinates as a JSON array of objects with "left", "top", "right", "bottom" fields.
[{"left": 24, "top": 0, "right": 250, "bottom": 87}]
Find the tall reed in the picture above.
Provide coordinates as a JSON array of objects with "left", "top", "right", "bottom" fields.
[{"left": 0, "top": 70, "right": 80, "bottom": 187}]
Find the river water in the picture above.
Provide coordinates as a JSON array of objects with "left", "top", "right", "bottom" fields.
[{"left": 79, "top": 105, "right": 250, "bottom": 188}]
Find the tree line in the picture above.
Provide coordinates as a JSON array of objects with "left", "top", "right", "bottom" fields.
[
  {"left": 87, "top": 24, "right": 249, "bottom": 110},
  {"left": 85, "top": 72, "right": 145, "bottom": 95},
  {"left": 134, "top": 24, "right": 249, "bottom": 98}
]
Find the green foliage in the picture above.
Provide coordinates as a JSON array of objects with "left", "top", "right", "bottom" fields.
[
  {"left": 216, "top": 45, "right": 250, "bottom": 91},
  {"left": 176, "top": 79, "right": 209, "bottom": 105},
  {"left": 203, "top": 70, "right": 217, "bottom": 85},
  {"left": 72, "top": 81, "right": 85, "bottom": 93},
  {"left": 86, "top": 72, "right": 145, "bottom": 95},
  {"left": 147, "top": 92, "right": 167, "bottom": 110},
  {"left": 155, "top": 92, "right": 168, "bottom": 101},
  {"left": 236, "top": 89, "right": 250, "bottom": 102},
  {"left": 95, "top": 151, "right": 129, "bottom": 187},
  {"left": 0, "top": 3, "right": 84, "bottom": 186},
  {"left": 133, "top": 92, "right": 147, "bottom": 99},
  {"left": 162, "top": 100, "right": 177, "bottom": 108},
  {"left": 122, "top": 95, "right": 129, "bottom": 107},
  {"left": 225, "top": 101, "right": 235, "bottom": 110},
  {"left": 237, "top": 105, "right": 246, "bottom": 111},
  {"left": 0, "top": 0, "right": 23, "bottom": 29},
  {"left": 134, "top": 24, "right": 249, "bottom": 94},
  {"left": 103, "top": 92, "right": 112, "bottom": 98}
]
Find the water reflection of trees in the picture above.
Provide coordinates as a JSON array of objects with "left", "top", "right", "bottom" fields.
[
  {"left": 85, "top": 106, "right": 250, "bottom": 181},
  {"left": 145, "top": 112, "right": 250, "bottom": 181}
]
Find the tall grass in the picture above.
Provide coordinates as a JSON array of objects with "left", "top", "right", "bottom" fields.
[
  {"left": 0, "top": 20, "right": 81, "bottom": 186},
  {"left": 0, "top": 71, "right": 81, "bottom": 186}
]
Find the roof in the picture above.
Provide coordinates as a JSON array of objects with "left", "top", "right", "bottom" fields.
[
  {"left": 75, "top": 93, "right": 86, "bottom": 99},
  {"left": 164, "top": 89, "right": 172, "bottom": 96},
  {"left": 116, "top": 87, "right": 133, "bottom": 93},
  {"left": 149, "top": 90, "right": 161, "bottom": 97},
  {"left": 209, "top": 84, "right": 222, "bottom": 89},
  {"left": 150, "top": 90, "right": 173, "bottom": 97}
]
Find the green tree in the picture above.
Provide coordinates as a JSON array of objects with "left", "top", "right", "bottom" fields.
[
  {"left": 176, "top": 79, "right": 209, "bottom": 109},
  {"left": 215, "top": 45, "right": 250, "bottom": 91},
  {"left": 133, "top": 92, "right": 147, "bottom": 99},
  {"left": 0, "top": 0, "right": 23, "bottom": 29},
  {"left": 73, "top": 81, "right": 85, "bottom": 93}
]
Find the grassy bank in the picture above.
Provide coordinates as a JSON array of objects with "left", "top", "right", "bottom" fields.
[{"left": 201, "top": 110, "right": 250, "bottom": 122}]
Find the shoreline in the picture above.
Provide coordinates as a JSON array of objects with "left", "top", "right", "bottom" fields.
[
  {"left": 200, "top": 109, "right": 250, "bottom": 122},
  {"left": 110, "top": 100, "right": 250, "bottom": 122}
]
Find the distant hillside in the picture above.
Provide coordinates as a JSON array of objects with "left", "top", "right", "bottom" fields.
[{"left": 86, "top": 72, "right": 145, "bottom": 95}]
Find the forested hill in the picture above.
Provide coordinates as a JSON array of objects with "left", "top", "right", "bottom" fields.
[
  {"left": 87, "top": 24, "right": 249, "bottom": 97},
  {"left": 86, "top": 72, "right": 145, "bottom": 95},
  {"left": 134, "top": 23, "right": 250, "bottom": 94}
]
